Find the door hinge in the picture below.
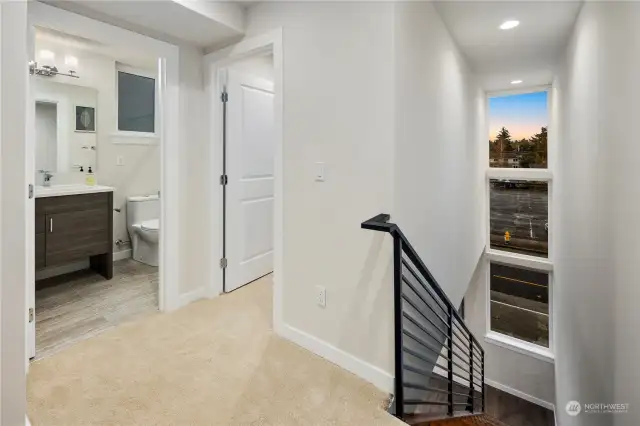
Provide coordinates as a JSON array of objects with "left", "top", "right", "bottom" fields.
[
  {"left": 221, "top": 92, "right": 228, "bottom": 103},
  {"left": 29, "top": 308, "right": 34, "bottom": 323},
  {"left": 220, "top": 175, "right": 228, "bottom": 186},
  {"left": 220, "top": 258, "right": 227, "bottom": 269},
  {"left": 28, "top": 184, "right": 34, "bottom": 199}
]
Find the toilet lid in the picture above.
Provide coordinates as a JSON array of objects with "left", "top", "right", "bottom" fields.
[{"left": 140, "top": 219, "right": 159, "bottom": 231}]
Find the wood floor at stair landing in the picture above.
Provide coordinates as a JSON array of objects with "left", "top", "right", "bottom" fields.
[{"left": 409, "top": 413, "right": 509, "bottom": 425}]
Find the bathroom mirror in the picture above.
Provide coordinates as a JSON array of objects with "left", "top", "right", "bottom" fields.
[{"left": 35, "top": 79, "right": 98, "bottom": 174}]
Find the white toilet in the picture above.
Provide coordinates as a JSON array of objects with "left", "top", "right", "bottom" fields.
[{"left": 127, "top": 194, "right": 160, "bottom": 266}]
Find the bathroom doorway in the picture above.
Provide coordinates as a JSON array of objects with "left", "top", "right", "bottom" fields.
[{"left": 25, "top": 11, "right": 171, "bottom": 360}]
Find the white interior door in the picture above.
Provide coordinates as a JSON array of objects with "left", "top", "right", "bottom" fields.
[{"left": 225, "top": 70, "right": 275, "bottom": 292}]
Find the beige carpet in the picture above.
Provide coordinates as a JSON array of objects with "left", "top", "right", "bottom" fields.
[{"left": 28, "top": 275, "right": 403, "bottom": 426}]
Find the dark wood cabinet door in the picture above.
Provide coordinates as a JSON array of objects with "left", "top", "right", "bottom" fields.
[{"left": 45, "top": 208, "right": 109, "bottom": 267}]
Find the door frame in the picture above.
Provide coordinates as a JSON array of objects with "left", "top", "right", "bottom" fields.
[
  {"left": 204, "top": 29, "right": 284, "bottom": 333},
  {"left": 27, "top": 1, "right": 182, "bottom": 313},
  {"left": 0, "top": 4, "right": 184, "bottom": 421}
]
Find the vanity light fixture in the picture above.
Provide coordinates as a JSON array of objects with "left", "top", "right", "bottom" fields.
[
  {"left": 29, "top": 60, "right": 79, "bottom": 79},
  {"left": 500, "top": 20, "right": 520, "bottom": 30}
]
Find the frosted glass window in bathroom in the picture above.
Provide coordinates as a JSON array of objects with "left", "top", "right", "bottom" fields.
[{"left": 117, "top": 71, "right": 155, "bottom": 133}]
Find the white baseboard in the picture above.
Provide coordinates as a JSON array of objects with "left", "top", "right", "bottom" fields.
[
  {"left": 178, "top": 287, "right": 207, "bottom": 308},
  {"left": 280, "top": 324, "right": 394, "bottom": 394},
  {"left": 485, "top": 379, "right": 555, "bottom": 411},
  {"left": 113, "top": 249, "right": 132, "bottom": 261}
]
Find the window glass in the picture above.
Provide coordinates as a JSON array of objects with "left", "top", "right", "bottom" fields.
[
  {"left": 118, "top": 71, "right": 155, "bottom": 133},
  {"left": 489, "top": 92, "right": 548, "bottom": 168},
  {"left": 490, "top": 263, "right": 549, "bottom": 347},
  {"left": 490, "top": 179, "right": 548, "bottom": 258}
]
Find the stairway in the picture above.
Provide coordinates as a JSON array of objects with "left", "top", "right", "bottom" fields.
[{"left": 406, "top": 413, "right": 509, "bottom": 426}]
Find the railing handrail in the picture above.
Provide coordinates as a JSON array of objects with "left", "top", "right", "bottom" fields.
[{"left": 361, "top": 213, "right": 483, "bottom": 350}]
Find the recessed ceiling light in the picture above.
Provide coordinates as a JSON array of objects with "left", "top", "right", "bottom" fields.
[
  {"left": 500, "top": 20, "right": 520, "bottom": 30},
  {"left": 511, "top": 80, "right": 523, "bottom": 85}
]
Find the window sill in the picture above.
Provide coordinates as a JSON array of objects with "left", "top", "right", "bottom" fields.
[
  {"left": 110, "top": 131, "right": 159, "bottom": 145},
  {"left": 485, "top": 331, "right": 554, "bottom": 364},
  {"left": 486, "top": 249, "right": 553, "bottom": 271}
]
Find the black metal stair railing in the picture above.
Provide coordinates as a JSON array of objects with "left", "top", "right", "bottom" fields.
[{"left": 361, "top": 214, "right": 485, "bottom": 421}]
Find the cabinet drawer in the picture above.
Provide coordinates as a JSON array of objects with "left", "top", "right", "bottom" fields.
[{"left": 36, "top": 192, "right": 109, "bottom": 215}]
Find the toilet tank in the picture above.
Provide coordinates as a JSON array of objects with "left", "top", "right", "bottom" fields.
[{"left": 127, "top": 195, "right": 159, "bottom": 226}]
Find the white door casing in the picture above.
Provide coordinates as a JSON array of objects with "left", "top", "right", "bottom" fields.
[
  {"left": 225, "top": 70, "right": 275, "bottom": 292},
  {"left": 26, "top": 22, "right": 36, "bottom": 361}
]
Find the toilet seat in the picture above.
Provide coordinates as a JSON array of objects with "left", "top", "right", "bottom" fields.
[{"left": 140, "top": 219, "right": 159, "bottom": 232}]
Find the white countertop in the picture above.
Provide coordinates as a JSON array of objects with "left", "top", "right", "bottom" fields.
[{"left": 35, "top": 184, "right": 115, "bottom": 198}]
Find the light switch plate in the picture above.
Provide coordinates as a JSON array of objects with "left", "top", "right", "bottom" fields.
[
  {"left": 116, "top": 156, "right": 124, "bottom": 166},
  {"left": 315, "top": 162, "right": 325, "bottom": 182},
  {"left": 316, "top": 285, "right": 326, "bottom": 308}
]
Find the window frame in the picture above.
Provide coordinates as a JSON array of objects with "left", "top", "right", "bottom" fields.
[
  {"left": 484, "top": 86, "right": 555, "bottom": 361},
  {"left": 113, "top": 63, "right": 160, "bottom": 142}
]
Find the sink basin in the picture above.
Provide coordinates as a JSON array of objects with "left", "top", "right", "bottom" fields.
[{"left": 35, "top": 184, "right": 114, "bottom": 198}]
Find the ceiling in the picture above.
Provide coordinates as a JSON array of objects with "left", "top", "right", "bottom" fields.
[
  {"left": 434, "top": 1, "right": 583, "bottom": 92},
  {"left": 45, "top": 1, "right": 245, "bottom": 48},
  {"left": 35, "top": 26, "right": 158, "bottom": 70}
]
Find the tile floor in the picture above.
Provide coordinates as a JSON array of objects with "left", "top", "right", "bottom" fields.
[{"left": 34, "top": 259, "right": 158, "bottom": 360}]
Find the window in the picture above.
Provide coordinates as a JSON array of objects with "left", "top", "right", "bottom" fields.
[
  {"left": 490, "top": 263, "right": 549, "bottom": 347},
  {"left": 489, "top": 92, "right": 547, "bottom": 169},
  {"left": 489, "top": 179, "right": 548, "bottom": 258},
  {"left": 117, "top": 66, "right": 156, "bottom": 134},
  {"left": 486, "top": 89, "right": 553, "bottom": 355}
]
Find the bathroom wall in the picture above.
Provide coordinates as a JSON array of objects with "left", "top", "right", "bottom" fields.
[{"left": 34, "top": 38, "right": 160, "bottom": 257}]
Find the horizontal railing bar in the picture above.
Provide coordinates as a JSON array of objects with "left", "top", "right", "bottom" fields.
[
  {"left": 404, "top": 400, "right": 451, "bottom": 406},
  {"left": 401, "top": 259, "right": 449, "bottom": 315},
  {"left": 360, "top": 214, "right": 483, "bottom": 351},
  {"left": 403, "top": 311, "right": 448, "bottom": 341},
  {"left": 451, "top": 352, "right": 483, "bottom": 374},
  {"left": 394, "top": 226, "right": 481, "bottom": 348},
  {"left": 403, "top": 346, "right": 444, "bottom": 367},
  {"left": 404, "top": 363, "right": 440, "bottom": 378},
  {"left": 402, "top": 294, "right": 450, "bottom": 332},
  {"left": 403, "top": 329, "right": 450, "bottom": 361},
  {"left": 401, "top": 279, "right": 450, "bottom": 328},
  {"left": 403, "top": 382, "right": 475, "bottom": 399}
]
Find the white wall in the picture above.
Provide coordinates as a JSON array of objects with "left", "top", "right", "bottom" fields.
[
  {"left": 393, "top": 1, "right": 485, "bottom": 308},
  {"left": 553, "top": 3, "right": 616, "bottom": 425},
  {"left": 229, "top": 54, "right": 274, "bottom": 82},
  {"left": 245, "top": 1, "right": 397, "bottom": 382},
  {"left": 607, "top": 5, "right": 640, "bottom": 425},
  {"left": 242, "top": 1, "right": 484, "bottom": 390},
  {"left": 178, "top": 46, "right": 209, "bottom": 297},
  {"left": 32, "top": 40, "right": 160, "bottom": 257}
]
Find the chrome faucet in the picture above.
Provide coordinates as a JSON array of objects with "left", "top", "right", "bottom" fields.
[{"left": 39, "top": 170, "right": 53, "bottom": 187}]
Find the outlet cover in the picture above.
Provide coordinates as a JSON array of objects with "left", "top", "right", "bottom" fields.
[{"left": 316, "top": 285, "right": 326, "bottom": 308}]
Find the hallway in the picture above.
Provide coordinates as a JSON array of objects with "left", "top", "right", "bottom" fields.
[{"left": 27, "top": 276, "right": 402, "bottom": 425}]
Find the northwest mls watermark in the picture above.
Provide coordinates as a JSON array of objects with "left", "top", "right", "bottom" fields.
[{"left": 566, "top": 401, "right": 630, "bottom": 416}]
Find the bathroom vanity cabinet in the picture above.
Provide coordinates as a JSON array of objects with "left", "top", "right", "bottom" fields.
[{"left": 35, "top": 191, "right": 113, "bottom": 280}]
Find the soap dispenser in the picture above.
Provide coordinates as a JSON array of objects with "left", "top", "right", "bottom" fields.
[{"left": 85, "top": 166, "right": 96, "bottom": 186}]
